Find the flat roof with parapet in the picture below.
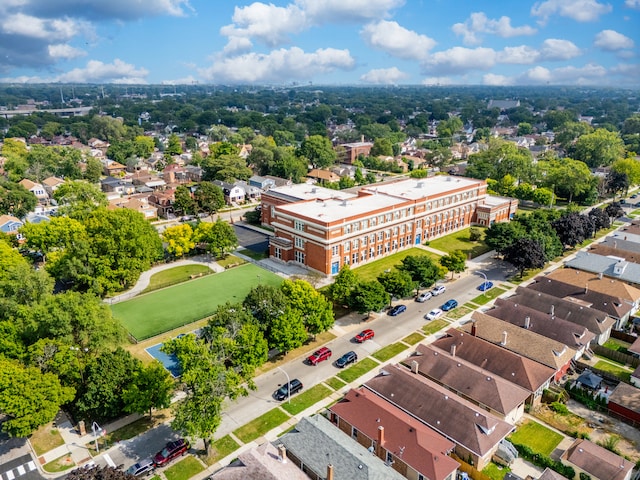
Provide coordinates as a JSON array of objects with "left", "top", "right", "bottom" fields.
[
  {"left": 360, "top": 176, "right": 484, "bottom": 201},
  {"left": 277, "top": 193, "right": 407, "bottom": 223},
  {"left": 265, "top": 183, "right": 356, "bottom": 202}
]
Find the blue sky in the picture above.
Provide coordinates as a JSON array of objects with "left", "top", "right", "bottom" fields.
[{"left": 0, "top": 0, "right": 638, "bottom": 86}]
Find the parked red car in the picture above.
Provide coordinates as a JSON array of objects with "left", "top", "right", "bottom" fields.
[
  {"left": 153, "top": 438, "right": 190, "bottom": 467},
  {"left": 307, "top": 347, "right": 332, "bottom": 365},
  {"left": 355, "top": 329, "right": 375, "bottom": 343}
]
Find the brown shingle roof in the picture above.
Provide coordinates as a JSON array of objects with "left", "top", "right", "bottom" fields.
[
  {"left": 538, "top": 468, "right": 568, "bottom": 480},
  {"left": 589, "top": 244, "right": 640, "bottom": 264},
  {"left": 210, "top": 442, "right": 309, "bottom": 480},
  {"left": 330, "top": 388, "right": 458, "bottom": 480},
  {"left": 364, "top": 364, "right": 514, "bottom": 457},
  {"left": 545, "top": 268, "right": 640, "bottom": 304},
  {"left": 430, "top": 329, "right": 555, "bottom": 393},
  {"left": 463, "top": 312, "right": 576, "bottom": 371},
  {"left": 486, "top": 299, "right": 595, "bottom": 349},
  {"left": 505, "top": 287, "right": 615, "bottom": 335},
  {"left": 562, "top": 439, "right": 634, "bottom": 480},
  {"left": 607, "top": 382, "right": 640, "bottom": 414},
  {"left": 527, "top": 275, "right": 632, "bottom": 320},
  {"left": 403, "top": 344, "right": 530, "bottom": 416}
]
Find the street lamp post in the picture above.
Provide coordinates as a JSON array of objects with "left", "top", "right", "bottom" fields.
[
  {"left": 476, "top": 271, "right": 488, "bottom": 287},
  {"left": 277, "top": 366, "right": 291, "bottom": 404},
  {"left": 91, "top": 421, "right": 104, "bottom": 453}
]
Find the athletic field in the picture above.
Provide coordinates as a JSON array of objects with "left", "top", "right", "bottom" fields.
[{"left": 111, "top": 264, "right": 282, "bottom": 341}]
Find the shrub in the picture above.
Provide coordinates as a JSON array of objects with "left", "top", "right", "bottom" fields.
[
  {"left": 550, "top": 401, "right": 569, "bottom": 415},
  {"left": 469, "top": 227, "right": 482, "bottom": 241}
]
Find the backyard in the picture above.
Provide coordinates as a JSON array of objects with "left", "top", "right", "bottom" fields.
[{"left": 111, "top": 264, "right": 282, "bottom": 340}]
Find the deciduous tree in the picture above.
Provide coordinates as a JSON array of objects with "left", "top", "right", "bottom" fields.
[
  {"left": 162, "top": 223, "right": 195, "bottom": 258},
  {"left": 377, "top": 269, "right": 414, "bottom": 302},
  {"left": 123, "top": 361, "right": 174, "bottom": 418},
  {"left": 53, "top": 181, "right": 108, "bottom": 219},
  {"left": 504, "top": 237, "right": 546, "bottom": 277},
  {"left": 269, "top": 306, "right": 307, "bottom": 354},
  {"left": 398, "top": 255, "right": 443, "bottom": 294},
  {"left": 299, "top": 135, "right": 336, "bottom": 168},
  {"left": 439, "top": 250, "right": 467, "bottom": 278},
  {"left": 349, "top": 280, "right": 389, "bottom": 314},
  {"left": 281, "top": 279, "right": 334, "bottom": 336}
]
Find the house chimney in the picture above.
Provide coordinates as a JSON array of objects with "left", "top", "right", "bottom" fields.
[
  {"left": 524, "top": 316, "right": 530, "bottom": 329},
  {"left": 471, "top": 322, "right": 477, "bottom": 337},
  {"left": 450, "top": 344, "right": 456, "bottom": 357},
  {"left": 598, "top": 272, "right": 603, "bottom": 280},
  {"left": 501, "top": 331, "right": 508, "bottom": 346},
  {"left": 550, "top": 305, "right": 555, "bottom": 316},
  {"left": 377, "top": 425, "right": 385, "bottom": 447},
  {"left": 411, "top": 360, "right": 419, "bottom": 374},
  {"left": 327, "top": 464, "right": 334, "bottom": 480},
  {"left": 277, "top": 444, "right": 287, "bottom": 463}
]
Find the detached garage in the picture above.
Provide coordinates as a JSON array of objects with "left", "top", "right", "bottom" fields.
[{"left": 607, "top": 382, "right": 640, "bottom": 427}]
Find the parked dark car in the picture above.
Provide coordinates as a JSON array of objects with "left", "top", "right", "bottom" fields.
[
  {"left": 153, "top": 439, "right": 189, "bottom": 467},
  {"left": 336, "top": 351, "right": 358, "bottom": 368},
  {"left": 126, "top": 458, "right": 154, "bottom": 477},
  {"left": 274, "top": 378, "right": 303, "bottom": 401},
  {"left": 388, "top": 304, "right": 407, "bottom": 316},
  {"left": 307, "top": 346, "right": 332, "bottom": 365},
  {"left": 441, "top": 299, "right": 458, "bottom": 311}
]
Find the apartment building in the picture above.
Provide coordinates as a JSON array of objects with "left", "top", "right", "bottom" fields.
[{"left": 262, "top": 176, "right": 517, "bottom": 275}]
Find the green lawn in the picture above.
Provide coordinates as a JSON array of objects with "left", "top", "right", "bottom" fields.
[
  {"left": 336, "top": 357, "right": 380, "bottom": 383},
  {"left": 402, "top": 332, "right": 426, "bottom": 345},
  {"left": 163, "top": 456, "right": 205, "bottom": 480},
  {"left": 482, "top": 462, "right": 511, "bottom": 480},
  {"left": 353, "top": 248, "right": 440, "bottom": 282},
  {"left": 445, "top": 305, "right": 473, "bottom": 320},
  {"left": 143, "top": 265, "right": 212, "bottom": 293},
  {"left": 281, "top": 384, "right": 333, "bottom": 415},
  {"left": 233, "top": 408, "right": 291, "bottom": 444},
  {"left": 422, "top": 318, "right": 450, "bottom": 336},
  {"left": 427, "top": 227, "right": 490, "bottom": 258},
  {"left": 111, "top": 264, "right": 282, "bottom": 340},
  {"left": 216, "top": 254, "right": 247, "bottom": 268},
  {"left": 603, "top": 338, "right": 631, "bottom": 353},
  {"left": 372, "top": 342, "right": 409, "bottom": 362},
  {"left": 470, "top": 287, "right": 506, "bottom": 306},
  {"left": 325, "top": 376, "right": 347, "bottom": 391},
  {"left": 594, "top": 360, "right": 632, "bottom": 382},
  {"left": 509, "top": 420, "right": 563, "bottom": 456},
  {"left": 208, "top": 435, "right": 240, "bottom": 464}
]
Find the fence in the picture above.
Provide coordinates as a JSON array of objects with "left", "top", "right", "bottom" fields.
[
  {"left": 611, "top": 330, "right": 638, "bottom": 344},
  {"left": 450, "top": 453, "right": 493, "bottom": 480},
  {"left": 591, "top": 344, "right": 640, "bottom": 368}
]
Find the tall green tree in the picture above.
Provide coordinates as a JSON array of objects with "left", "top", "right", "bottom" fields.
[
  {"left": 330, "top": 265, "right": 359, "bottom": 306},
  {"left": 193, "top": 219, "right": 237, "bottom": 258},
  {"left": 439, "top": 250, "right": 467, "bottom": 279},
  {"left": 377, "top": 269, "right": 414, "bottom": 303},
  {"left": 299, "top": 135, "right": 336, "bottom": 168},
  {"left": 53, "top": 181, "right": 108, "bottom": 219},
  {"left": 269, "top": 306, "right": 308, "bottom": 354},
  {"left": 573, "top": 129, "right": 625, "bottom": 168},
  {"left": 398, "top": 255, "right": 443, "bottom": 295},
  {"left": 281, "top": 279, "right": 334, "bottom": 336},
  {"left": 504, "top": 237, "right": 547, "bottom": 277},
  {"left": 194, "top": 182, "right": 225, "bottom": 219},
  {"left": 349, "top": 280, "right": 389, "bottom": 314},
  {"left": 0, "top": 180, "right": 37, "bottom": 217},
  {"left": 122, "top": 361, "right": 174, "bottom": 418},
  {"left": 173, "top": 185, "right": 197, "bottom": 216}
]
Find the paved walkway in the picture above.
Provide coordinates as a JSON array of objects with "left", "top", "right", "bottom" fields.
[{"left": 106, "top": 256, "right": 224, "bottom": 304}]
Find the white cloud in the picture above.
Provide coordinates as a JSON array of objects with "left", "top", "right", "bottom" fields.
[
  {"left": 57, "top": 59, "right": 149, "bottom": 83},
  {"left": 297, "top": 0, "right": 404, "bottom": 23},
  {"left": 424, "top": 47, "right": 496, "bottom": 74},
  {"left": 199, "top": 47, "right": 355, "bottom": 83},
  {"left": 9, "top": 0, "right": 192, "bottom": 20},
  {"left": 531, "top": 0, "right": 612, "bottom": 24},
  {"left": 421, "top": 77, "right": 454, "bottom": 85},
  {"left": 452, "top": 12, "right": 536, "bottom": 46},
  {"left": 48, "top": 44, "right": 86, "bottom": 59},
  {"left": 520, "top": 63, "right": 607, "bottom": 84},
  {"left": 360, "top": 67, "right": 408, "bottom": 84},
  {"left": 222, "top": 36, "right": 253, "bottom": 56},
  {"left": 361, "top": 20, "right": 436, "bottom": 60},
  {"left": 625, "top": 0, "right": 640, "bottom": 8},
  {"left": 1, "top": 13, "right": 88, "bottom": 41},
  {"left": 161, "top": 75, "right": 198, "bottom": 85},
  {"left": 220, "top": 3, "right": 306, "bottom": 49},
  {"left": 483, "top": 73, "right": 515, "bottom": 86},
  {"left": 594, "top": 29, "right": 635, "bottom": 50},
  {"left": 497, "top": 46, "right": 539, "bottom": 64},
  {"left": 539, "top": 38, "right": 582, "bottom": 60}
]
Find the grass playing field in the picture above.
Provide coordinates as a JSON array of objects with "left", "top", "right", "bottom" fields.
[{"left": 111, "top": 263, "right": 282, "bottom": 340}]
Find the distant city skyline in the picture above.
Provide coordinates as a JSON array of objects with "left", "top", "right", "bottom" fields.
[{"left": 0, "top": 0, "right": 638, "bottom": 87}]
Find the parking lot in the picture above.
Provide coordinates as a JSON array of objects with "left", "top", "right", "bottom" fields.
[{"left": 233, "top": 224, "right": 270, "bottom": 253}]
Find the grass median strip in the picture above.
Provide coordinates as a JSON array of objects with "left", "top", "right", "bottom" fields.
[
  {"left": 372, "top": 342, "right": 409, "bottom": 362},
  {"left": 206, "top": 435, "right": 240, "bottom": 465},
  {"left": 281, "top": 384, "right": 333, "bottom": 415},
  {"left": 422, "top": 318, "right": 450, "bottom": 336},
  {"left": 402, "top": 332, "right": 425, "bottom": 345},
  {"left": 471, "top": 287, "right": 506, "bottom": 306},
  {"left": 233, "top": 408, "right": 291, "bottom": 444},
  {"left": 325, "top": 376, "right": 347, "bottom": 391},
  {"left": 164, "top": 456, "right": 205, "bottom": 480},
  {"left": 337, "top": 357, "right": 380, "bottom": 383}
]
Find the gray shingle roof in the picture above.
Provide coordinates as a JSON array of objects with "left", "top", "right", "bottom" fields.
[
  {"left": 277, "top": 415, "right": 406, "bottom": 480},
  {"left": 565, "top": 251, "right": 640, "bottom": 285}
]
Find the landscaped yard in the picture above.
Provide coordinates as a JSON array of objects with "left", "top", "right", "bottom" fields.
[
  {"left": 482, "top": 462, "right": 511, "bottom": 480},
  {"left": 281, "top": 384, "right": 333, "bottom": 415},
  {"left": 232, "top": 408, "right": 291, "bottom": 444},
  {"left": 427, "top": 227, "right": 490, "bottom": 258},
  {"left": 207, "top": 435, "right": 240, "bottom": 465},
  {"left": 111, "top": 264, "right": 282, "bottom": 340},
  {"left": 142, "top": 264, "right": 212, "bottom": 293},
  {"left": 509, "top": 420, "right": 563, "bottom": 456},
  {"left": 325, "top": 376, "right": 347, "bottom": 391},
  {"left": 336, "top": 357, "right": 380, "bottom": 383},
  {"left": 372, "top": 342, "right": 409, "bottom": 362},
  {"left": 402, "top": 332, "right": 426, "bottom": 345},
  {"left": 421, "top": 318, "right": 450, "bottom": 336},
  {"left": 353, "top": 247, "right": 440, "bottom": 282},
  {"left": 603, "top": 338, "right": 631, "bottom": 353},
  {"left": 29, "top": 422, "right": 64, "bottom": 456},
  {"left": 216, "top": 254, "right": 247, "bottom": 268},
  {"left": 163, "top": 456, "right": 205, "bottom": 480},
  {"left": 594, "top": 360, "right": 632, "bottom": 382},
  {"left": 470, "top": 286, "right": 507, "bottom": 306}
]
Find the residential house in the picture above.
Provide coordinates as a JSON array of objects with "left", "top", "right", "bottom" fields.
[
  {"left": 403, "top": 344, "right": 530, "bottom": 423},
  {"left": 629, "top": 336, "right": 640, "bottom": 356},
  {"left": 589, "top": 242, "right": 640, "bottom": 264},
  {"left": 237, "top": 144, "right": 253, "bottom": 159},
  {"left": 364, "top": 364, "right": 514, "bottom": 470},
  {"left": 607, "top": 382, "right": 640, "bottom": 427},
  {"left": 329, "top": 387, "right": 459, "bottom": 480},
  {"left": 430, "top": 329, "right": 556, "bottom": 404},
  {"left": 630, "top": 365, "right": 640, "bottom": 388},
  {"left": 209, "top": 442, "right": 309, "bottom": 480},
  {"left": 544, "top": 268, "right": 640, "bottom": 321},
  {"left": 100, "top": 176, "right": 136, "bottom": 196},
  {"left": 463, "top": 312, "right": 576, "bottom": 382},
  {"left": 42, "top": 176, "right": 65, "bottom": 197},
  {"left": 103, "top": 159, "right": 127, "bottom": 177},
  {"left": 148, "top": 188, "right": 175, "bottom": 219},
  {"left": 0, "top": 214, "right": 24, "bottom": 238},
  {"left": 537, "top": 468, "right": 568, "bottom": 480},
  {"left": 212, "top": 180, "right": 246, "bottom": 205},
  {"left": 485, "top": 298, "right": 595, "bottom": 357},
  {"left": 249, "top": 175, "right": 276, "bottom": 190},
  {"left": 564, "top": 252, "right": 640, "bottom": 292},
  {"left": 236, "top": 181, "right": 262, "bottom": 202},
  {"left": 108, "top": 196, "right": 157, "bottom": 219},
  {"left": 561, "top": 439, "right": 634, "bottom": 480},
  {"left": 88, "top": 137, "right": 109, "bottom": 154},
  {"left": 527, "top": 274, "right": 634, "bottom": 330},
  {"left": 339, "top": 141, "right": 373, "bottom": 164},
  {"left": 185, "top": 165, "right": 204, "bottom": 182},
  {"left": 277, "top": 415, "right": 406, "bottom": 480},
  {"left": 131, "top": 172, "right": 166, "bottom": 191},
  {"left": 19, "top": 179, "right": 49, "bottom": 204},
  {"left": 307, "top": 169, "right": 341, "bottom": 184},
  {"left": 503, "top": 287, "right": 615, "bottom": 344}
]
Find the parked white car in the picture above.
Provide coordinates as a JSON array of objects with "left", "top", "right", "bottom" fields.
[
  {"left": 431, "top": 285, "right": 446, "bottom": 296},
  {"left": 425, "top": 308, "right": 444, "bottom": 320}
]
